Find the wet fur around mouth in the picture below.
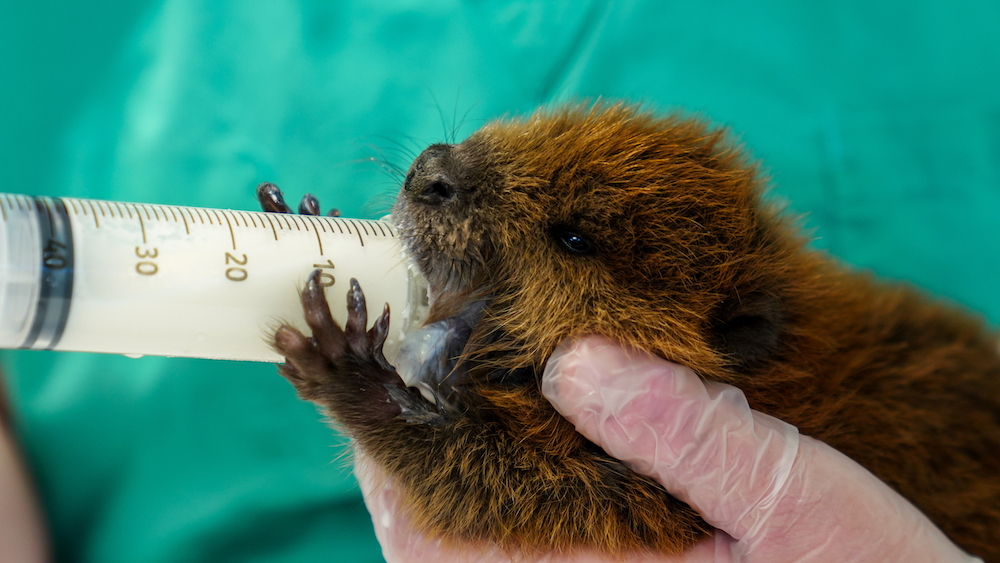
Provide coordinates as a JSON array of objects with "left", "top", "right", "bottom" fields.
[{"left": 270, "top": 103, "right": 1000, "bottom": 559}]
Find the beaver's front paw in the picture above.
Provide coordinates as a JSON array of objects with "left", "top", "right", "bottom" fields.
[
  {"left": 272, "top": 272, "right": 440, "bottom": 430},
  {"left": 256, "top": 182, "right": 340, "bottom": 216}
]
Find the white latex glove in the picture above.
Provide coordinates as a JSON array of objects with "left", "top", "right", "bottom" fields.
[{"left": 355, "top": 336, "right": 983, "bottom": 562}]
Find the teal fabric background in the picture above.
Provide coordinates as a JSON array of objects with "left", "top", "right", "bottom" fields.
[{"left": 1, "top": 1, "right": 998, "bottom": 561}]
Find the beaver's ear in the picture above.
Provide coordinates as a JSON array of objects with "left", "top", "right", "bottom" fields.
[{"left": 709, "top": 292, "right": 785, "bottom": 367}]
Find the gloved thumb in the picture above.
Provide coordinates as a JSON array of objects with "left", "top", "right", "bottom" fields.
[{"left": 540, "top": 335, "right": 798, "bottom": 539}]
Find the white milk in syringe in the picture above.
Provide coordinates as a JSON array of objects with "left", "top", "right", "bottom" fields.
[{"left": 0, "top": 194, "right": 428, "bottom": 363}]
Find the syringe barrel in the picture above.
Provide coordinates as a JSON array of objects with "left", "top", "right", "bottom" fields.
[{"left": 0, "top": 194, "right": 428, "bottom": 363}]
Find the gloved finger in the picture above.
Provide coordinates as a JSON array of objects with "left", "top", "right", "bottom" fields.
[
  {"left": 541, "top": 336, "right": 983, "bottom": 563},
  {"left": 353, "top": 449, "right": 702, "bottom": 563},
  {"left": 541, "top": 335, "right": 799, "bottom": 538}
]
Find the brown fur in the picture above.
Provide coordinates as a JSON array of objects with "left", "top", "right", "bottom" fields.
[{"left": 274, "top": 103, "right": 1000, "bottom": 559}]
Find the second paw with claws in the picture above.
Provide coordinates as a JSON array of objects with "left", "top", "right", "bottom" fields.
[{"left": 272, "top": 272, "right": 440, "bottom": 432}]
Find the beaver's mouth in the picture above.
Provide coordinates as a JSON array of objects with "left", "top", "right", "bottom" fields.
[
  {"left": 393, "top": 228, "right": 492, "bottom": 414},
  {"left": 394, "top": 297, "right": 488, "bottom": 414}
]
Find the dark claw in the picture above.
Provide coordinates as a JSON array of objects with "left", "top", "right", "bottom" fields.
[
  {"left": 302, "top": 270, "right": 347, "bottom": 358},
  {"left": 298, "top": 194, "right": 321, "bottom": 216},
  {"left": 345, "top": 278, "right": 369, "bottom": 357},
  {"left": 256, "top": 182, "right": 341, "bottom": 216},
  {"left": 370, "top": 303, "right": 393, "bottom": 371},
  {"left": 257, "top": 182, "right": 293, "bottom": 213}
]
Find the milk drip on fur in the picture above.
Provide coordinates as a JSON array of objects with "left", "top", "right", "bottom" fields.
[{"left": 0, "top": 193, "right": 429, "bottom": 364}]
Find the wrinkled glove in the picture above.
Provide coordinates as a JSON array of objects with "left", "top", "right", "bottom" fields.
[{"left": 355, "top": 335, "right": 983, "bottom": 562}]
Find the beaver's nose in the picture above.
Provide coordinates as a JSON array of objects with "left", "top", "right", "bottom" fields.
[
  {"left": 404, "top": 143, "right": 458, "bottom": 206},
  {"left": 413, "top": 173, "right": 456, "bottom": 205}
]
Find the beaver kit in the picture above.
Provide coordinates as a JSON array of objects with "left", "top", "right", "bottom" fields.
[{"left": 266, "top": 104, "right": 1000, "bottom": 559}]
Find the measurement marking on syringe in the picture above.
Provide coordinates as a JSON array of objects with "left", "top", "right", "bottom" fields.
[
  {"left": 264, "top": 214, "right": 278, "bottom": 240},
  {"left": 194, "top": 209, "right": 206, "bottom": 224},
  {"left": 211, "top": 210, "right": 223, "bottom": 225},
  {"left": 314, "top": 223, "right": 324, "bottom": 255},
  {"left": 331, "top": 218, "right": 344, "bottom": 234},
  {"left": 347, "top": 220, "right": 365, "bottom": 246},
  {"left": 86, "top": 201, "right": 100, "bottom": 227},
  {"left": 137, "top": 212, "right": 147, "bottom": 244},
  {"left": 223, "top": 213, "right": 236, "bottom": 250},
  {"left": 246, "top": 212, "right": 259, "bottom": 228}
]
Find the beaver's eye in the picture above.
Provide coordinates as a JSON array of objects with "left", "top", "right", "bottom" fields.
[{"left": 550, "top": 225, "right": 597, "bottom": 256}]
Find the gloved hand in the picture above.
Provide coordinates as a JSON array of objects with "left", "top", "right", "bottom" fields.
[{"left": 354, "top": 336, "right": 983, "bottom": 562}]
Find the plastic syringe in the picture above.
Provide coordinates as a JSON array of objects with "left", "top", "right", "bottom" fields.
[{"left": 0, "top": 193, "right": 428, "bottom": 363}]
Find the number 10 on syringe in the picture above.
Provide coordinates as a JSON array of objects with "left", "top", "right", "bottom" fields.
[{"left": 0, "top": 194, "right": 428, "bottom": 363}]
